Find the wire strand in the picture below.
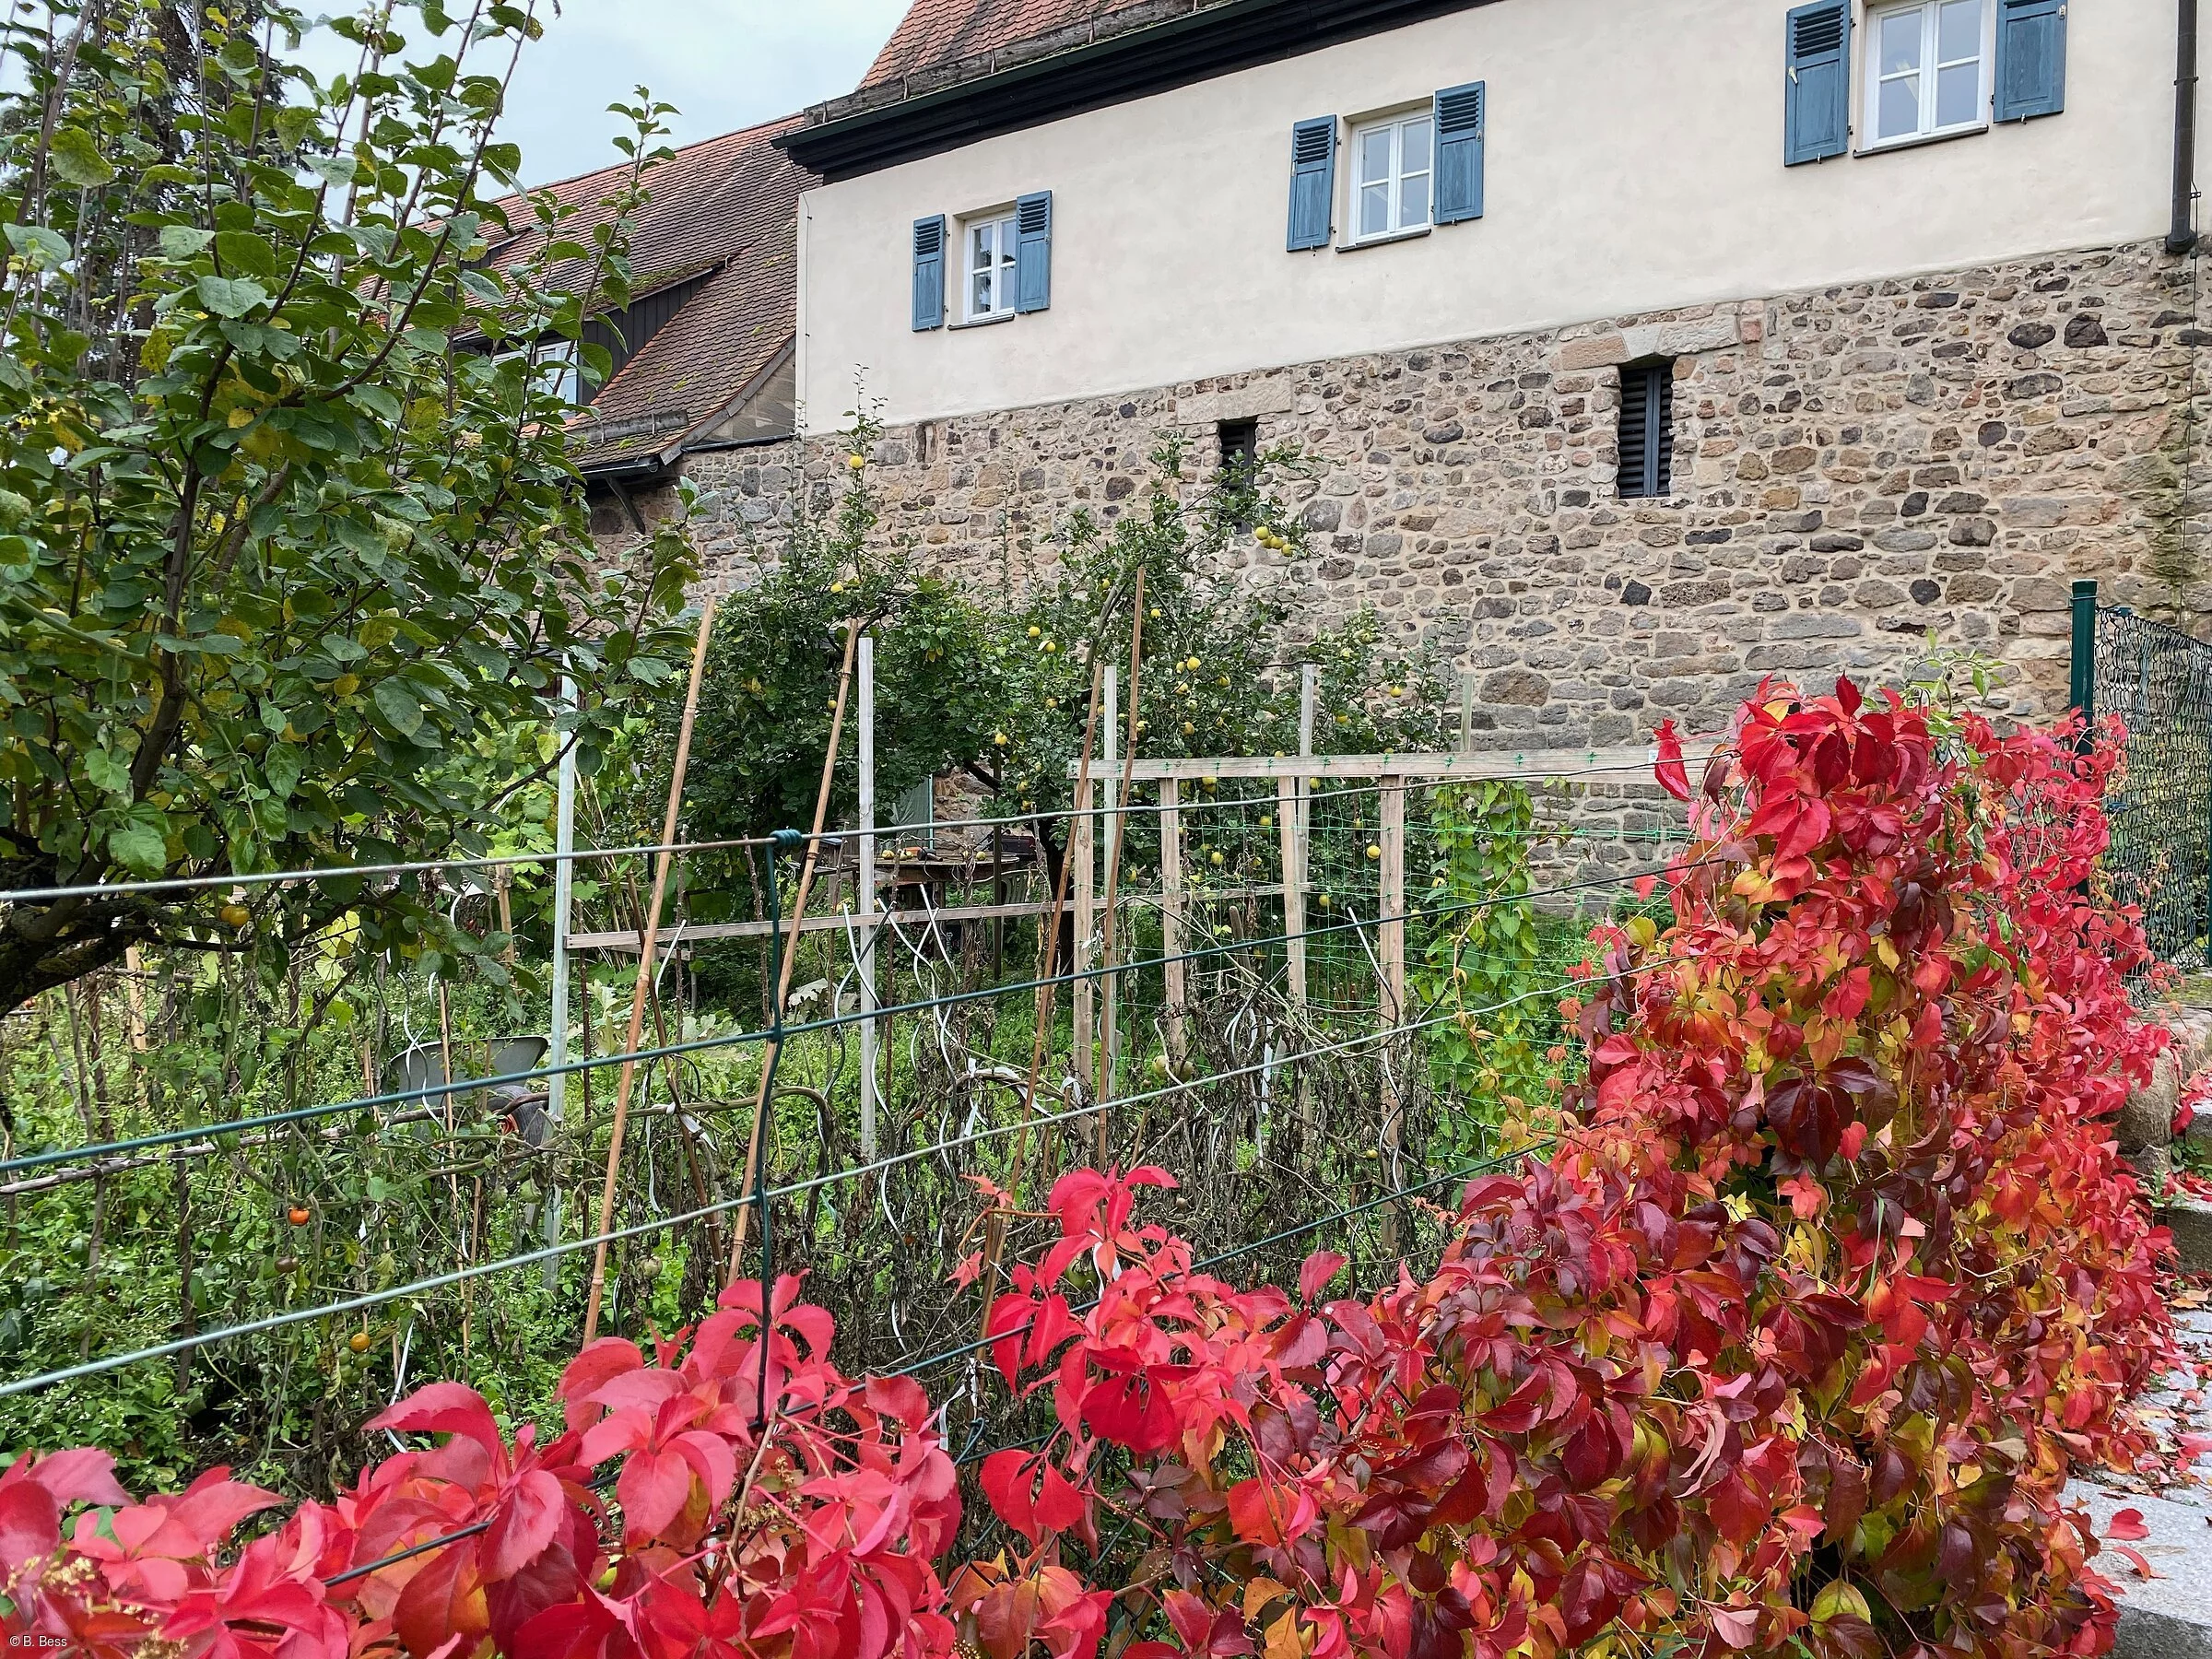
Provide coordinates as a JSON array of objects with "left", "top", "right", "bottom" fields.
[
  {"left": 0, "top": 750, "right": 1697, "bottom": 906},
  {"left": 903, "top": 1139, "right": 1551, "bottom": 1385},
  {"left": 1, "top": 858, "right": 1700, "bottom": 1178},
  {"left": 0, "top": 948, "right": 1677, "bottom": 1399},
  {"left": 317, "top": 1137, "right": 1559, "bottom": 1587}
]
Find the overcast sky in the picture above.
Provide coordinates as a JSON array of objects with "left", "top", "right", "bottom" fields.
[
  {"left": 278, "top": 1, "right": 909, "bottom": 185},
  {"left": 491, "top": 1, "right": 912, "bottom": 184}
]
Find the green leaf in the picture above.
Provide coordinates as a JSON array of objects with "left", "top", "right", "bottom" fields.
[
  {"left": 305, "top": 152, "right": 359, "bottom": 188},
  {"left": 4, "top": 223, "right": 71, "bottom": 268},
  {"left": 107, "top": 818, "right": 170, "bottom": 877},
  {"left": 85, "top": 747, "right": 131, "bottom": 797},
  {"left": 48, "top": 127, "right": 117, "bottom": 188},
  {"left": 372, "top": 678, "right": 423, "bottom": 738},
  {"left": 196, "top": 275, "right": 269, "bottom": 318},
  {"left": 214, "top": 229, "right": 278, "bottom": 277},
  {"left": 264, "top": 743, "right": 302, "bottom": 801}
]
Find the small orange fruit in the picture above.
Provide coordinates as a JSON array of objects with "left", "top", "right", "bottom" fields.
[
  {"left": 348, "top": 1331, "right": 371, "bottom": 1354},
  {"left": 288, "top": 1206, "right": 311, "bottom": 1227},
  {"left": 219, "top": 903, "right": 252, "bottom": 929}
]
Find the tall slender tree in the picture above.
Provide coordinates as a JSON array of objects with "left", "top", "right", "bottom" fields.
[{"left": 0, "top": 1, "right": 693, "bottom": 1006}]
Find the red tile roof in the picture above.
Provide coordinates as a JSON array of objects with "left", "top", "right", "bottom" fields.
[
  {"left": 860, "top": 0, "right": 1195, "bottom": 91},
  {"left": 482, "top": 117, "right": 815, "bottom": 471}
]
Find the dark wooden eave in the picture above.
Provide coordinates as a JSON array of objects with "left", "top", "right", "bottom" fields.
[{"left": 779, "top": 0, "right": 1491, "bottom": 181}]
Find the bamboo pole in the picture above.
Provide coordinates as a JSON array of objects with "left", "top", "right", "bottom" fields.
[
  {"left": 725, "top": 620, "right": 864, "bottom": 1285},
  {"left": 582, "top": 596, "right": 718, "bottom": 1345}
]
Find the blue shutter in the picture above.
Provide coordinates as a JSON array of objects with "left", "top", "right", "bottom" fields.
[
  {"left": 912, "top": 215, "right": 946, "bottom": 332},
  {"left": 1014, "top": 191, "right": 1053, "bottom": 313},
  {"left": 1432, "top": 81, "right": 1486, "bottom": 225},
  {"left": 1286, "top": 117, "right": 1335, "bottom": 252},
  {"left": 1783, "top": 0, "right": 1852, "bottom": 166},
  {"left": 1994, "top": 0, "right": 2066, "bottom": 121}
]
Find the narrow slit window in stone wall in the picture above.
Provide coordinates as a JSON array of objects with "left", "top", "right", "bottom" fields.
[
  {"left": 1218, "top": 418, "right": 1259, "bottom": 529},
  {"left": 1618, "top": 361, "right": 1675, "bottom": 500}
]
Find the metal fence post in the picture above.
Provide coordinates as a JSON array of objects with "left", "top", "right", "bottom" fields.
[{"left": 2069, "top": 578, "right": 2098, "bottom": 726}]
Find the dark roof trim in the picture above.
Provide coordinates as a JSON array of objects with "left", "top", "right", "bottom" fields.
[
  {"left": 780, "top": 0, "right": 1490, "bottom": 181},
  {"left": 576, "top": 335, "right": 797, "bottom": 478}
]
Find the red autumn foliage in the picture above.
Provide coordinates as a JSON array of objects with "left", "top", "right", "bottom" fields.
[{"left": 0, "top": 678, "right": 2182, "bottom": 1659}]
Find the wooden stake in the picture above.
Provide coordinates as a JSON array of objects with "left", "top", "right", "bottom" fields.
[
  {"left": 494, "top": 866, "right": 517, "bottom": 971},
  {"left": 582, "top": 596, "right": 718, "bottom": 1345},
  {"left": 1071, "top": 771, "right": 1094, "bottom": 1095},
  {"left": 1378, "top": 774, "right": 1407, "bottom": 1253},
  {"left": 1159, "top": 776, "right": 1186, "bottom": 1067},
  {"left": 977, "top": 648, "right": 1108, "bottom": 1337},
  {"left": 1295, "top": 665, "right": 1318, "bottom": 1134},
  {"left": 725, "top": 620, "right": 864, "bottom": 1285},
  {"left": 1094, "top": 571, "right": 1145, "bottom": 1154}
]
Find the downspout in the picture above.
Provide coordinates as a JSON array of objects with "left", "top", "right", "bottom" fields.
[{"left": 2174, "top": 0, "right": 2200, "bottom": 254}]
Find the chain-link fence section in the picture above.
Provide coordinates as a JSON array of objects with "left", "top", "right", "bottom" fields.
[{"left": 2077, "top": 581, "right": 2212, "bottom": 972}]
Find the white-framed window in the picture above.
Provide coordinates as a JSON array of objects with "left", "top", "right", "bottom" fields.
[
  {"left": 1349, "top": 111, "right": 1432, "bottom": 242},
  {"left": 962, "top": 212, "right": 1018, "bottom": 323},
  {"left": 1864, "top": 0, "right": 1990, "bottom": 147},
  {"left": 495, "top": 338, "right": 580, "bottom": 405}
]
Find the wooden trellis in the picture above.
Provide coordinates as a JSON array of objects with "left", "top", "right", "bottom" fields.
[{"left": 1066, "top": 739, "right": 1715, "bottom": 1133}]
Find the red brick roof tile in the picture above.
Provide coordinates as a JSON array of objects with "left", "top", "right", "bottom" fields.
[
  {"left": 480, "top": 117, "right": 816, "bottom": 471},
  {"left": 862, "top": 0, "right": 1179, "bottom": 89}
]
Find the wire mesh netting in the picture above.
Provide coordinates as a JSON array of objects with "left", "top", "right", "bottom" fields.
[{"left": 2091, "top": 605, "right": 2212, "bottom": 972}]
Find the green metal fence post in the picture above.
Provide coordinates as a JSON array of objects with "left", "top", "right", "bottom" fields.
[{"left": 2069, "top": 579, "right": 2098, "bottom": 729}]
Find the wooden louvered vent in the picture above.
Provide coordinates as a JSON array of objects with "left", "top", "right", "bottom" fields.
[
  {"left": 1436, "top": 83, "right": 1483, "bottom": 139},
  {"left": 1792, "top": 5, "right": 1843, "bottom": 59},
  {"left": 1618, "top": 362, "right": 1675, "bottom": 500}
]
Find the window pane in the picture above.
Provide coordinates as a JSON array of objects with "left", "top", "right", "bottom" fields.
[
  {"left": 1401, "top": 117, "right": 1431, "bottom": 175},
  {"left": 1937, "top": 0, "right": 1981, "bottom": 62},
  {"left": 1879, "top": 7, "right": 1924, "bottom": 74},
  {"left": 1936, "top": 61, "right": 1978, "bottom": 124},
  {"left": 1359, "top": 126, "right": 1392, "bottom": 188},
  {"left": 1878, "top": 75, "right": 1922, "bottom": 137},
  {"left": 1400, "top": 170, "right": 1430, "bottom": 228},
  {"left": 1360, "top": 182, "right": 1390, "bottom": 238}
]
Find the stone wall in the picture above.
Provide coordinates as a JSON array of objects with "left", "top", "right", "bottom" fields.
[{"left": 651, "top": 236, "right": 2206, "bottom": 747}]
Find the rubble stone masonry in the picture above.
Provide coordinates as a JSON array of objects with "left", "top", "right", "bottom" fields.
[{"left": 665, "top": 237, "right": 2209, "bottom": 747}]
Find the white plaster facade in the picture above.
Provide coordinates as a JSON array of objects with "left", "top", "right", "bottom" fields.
[{"left": 794, "top": 0, "right": 2194, "bottom": 434}]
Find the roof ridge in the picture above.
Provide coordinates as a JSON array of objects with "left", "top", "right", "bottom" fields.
[
  {"left": 858, "top": 0, "right": 1202, "bottom": 93},
  {"left": 493, "top": 110, "right": 809, "bottom": 214}
]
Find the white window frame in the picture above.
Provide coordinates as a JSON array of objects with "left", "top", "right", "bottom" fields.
[
  {"left": 495, "top": 338, "right": 580, "bottom": 405},
  {"left": 1346, "top": 109, "right": 1433, "bottom": 244},
  {"left": 959, "top": 210, "right": 1018, "bottom": 324},
  {"left": 1860, "top": 0, "right": 1993, "bottom": 151}
]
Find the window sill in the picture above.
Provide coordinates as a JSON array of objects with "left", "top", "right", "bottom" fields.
[
  {"left": 1855, "top": 121, "right": 1987, "bottom": 158},
  {"left": 950, "top": 312, "right": 1017, "bottom": 330},
  {"left": 1337, "top": 225, "right": 1431, "bottom": 253}
]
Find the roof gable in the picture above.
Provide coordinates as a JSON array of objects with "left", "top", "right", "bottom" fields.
[{"left": 483, "top": 118, "right": 816, "bottom": 473}]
